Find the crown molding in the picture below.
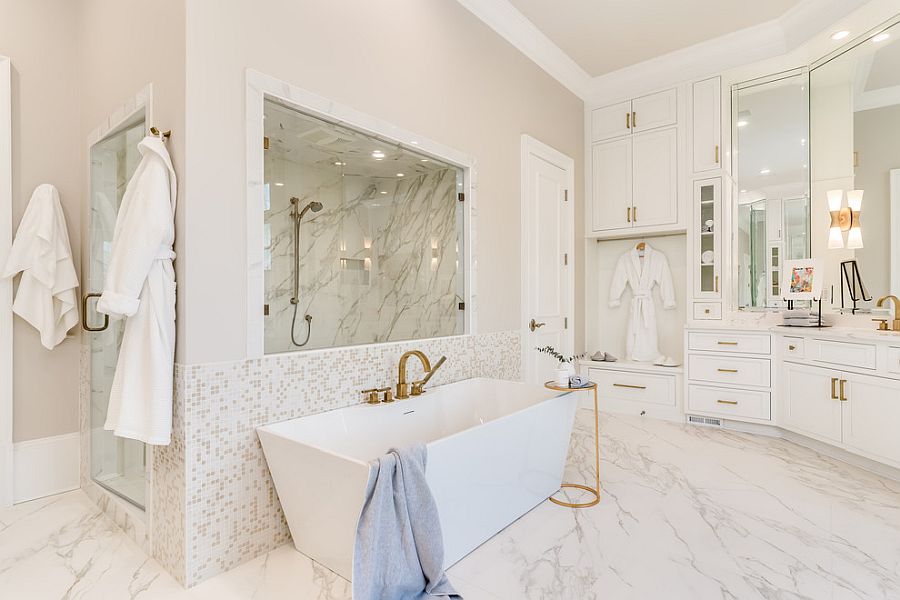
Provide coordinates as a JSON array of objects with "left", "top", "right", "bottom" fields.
[
  {"left": 454, "top": 0, "right": 593, "bottom": 99},
  {"left": 456, "top": 0, "right": 874, "bottom": 105}
]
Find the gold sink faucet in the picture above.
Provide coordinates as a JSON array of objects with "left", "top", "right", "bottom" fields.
[
  {"left": 876, "top": 295, "right": 900, "bottom": 331},
  {"left": 396, "top": 350, "right": 447, "bottom": 399}
]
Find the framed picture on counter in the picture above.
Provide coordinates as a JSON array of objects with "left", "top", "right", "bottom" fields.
[{"left": 782, "top": 258, "right": 824, "bottom": 301}]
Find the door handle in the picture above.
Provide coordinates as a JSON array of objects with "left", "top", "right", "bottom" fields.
[
  {"left": 82, "top": 293, "right": 109, "bottom": 332},
  {"left": 839, "top": 379, "right": 848, "bottom": 402},
  {"left": 831, "top": 377, "right": 838, "bottom": 400},
  {"left": 529, "top": 319, "right": 546, "bottom": 332}
]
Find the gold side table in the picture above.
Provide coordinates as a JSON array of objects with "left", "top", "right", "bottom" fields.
[{"left": 544, "top": 380, "right": 600, "bottom": 508}]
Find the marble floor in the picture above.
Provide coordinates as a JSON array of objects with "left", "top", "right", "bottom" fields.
[{"left": 2, "top": 410, "right": 900, "bottom": 599}]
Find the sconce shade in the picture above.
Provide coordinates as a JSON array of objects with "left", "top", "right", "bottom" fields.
[
  {"left": 847, "top": 190, "right": 864, "bottom": 211},
  {"left": 827, "top": 189, "right": 844, "bottom": 211},
  {"left": 828, "top": 226, "right": 845, "bottom": 249},
  {"left": 847, "top": 227, "right": 864, "bottom": 249}
]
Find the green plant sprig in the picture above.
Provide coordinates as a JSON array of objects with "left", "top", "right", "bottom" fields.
[{"left": 535, "top": 346, "right": 585, "bottom": 364}]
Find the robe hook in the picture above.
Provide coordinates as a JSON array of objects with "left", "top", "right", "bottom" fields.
[{"left": 149, "top": 126, "right": 172, "bottom": 140}]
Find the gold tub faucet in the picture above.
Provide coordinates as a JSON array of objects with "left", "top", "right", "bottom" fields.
[
  {"left": 876, "top": 295, "right": 900, "bottom": 331},
  {"left": 396, "top": 351, "right": 447, "bottom": 399}
]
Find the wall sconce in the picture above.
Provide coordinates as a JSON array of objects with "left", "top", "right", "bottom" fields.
[{"left": 827, "top": 189, "right": 863, "bottom": 249}]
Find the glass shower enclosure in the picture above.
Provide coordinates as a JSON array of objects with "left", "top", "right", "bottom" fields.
[{"left": 86, "top": 117, "right": 147, "bottom": 509}]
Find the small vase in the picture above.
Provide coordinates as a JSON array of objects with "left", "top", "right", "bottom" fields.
[{"left": 556, "top": 363, "right": 574, "bottom": 387}]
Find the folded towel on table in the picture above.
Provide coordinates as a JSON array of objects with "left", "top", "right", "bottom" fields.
[
  {"left": 568, "top": 374, "right": 591, "bottom": 388},
  {"left": 353, "top": 444, "right": 461, "bottom": 600}
]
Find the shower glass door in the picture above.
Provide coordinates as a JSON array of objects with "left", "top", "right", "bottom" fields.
[{"left": 87, "top": 118, "right": 147, "bottom": 509}]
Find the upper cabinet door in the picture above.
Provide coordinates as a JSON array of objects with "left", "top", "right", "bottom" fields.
[
  {"left": 591, "top": 138, "right": 633, "bottom": 231},
  {"left": 631, "top": 128, "right": 677, "bottom": 227},
  {"left": 591, "top": 101, "right": 632, "bottom": 142},
  {"left": 631, "top": 89, "right": 677, "bottom": 133},
  {"left": 692, "top": 77, "right": 721, "bottom": 173}
]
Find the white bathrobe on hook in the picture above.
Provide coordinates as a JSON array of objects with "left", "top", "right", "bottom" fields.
[
  {"left": 608, "top": 244, "right": 676, "bottom": 362},
  {"left": 97, "top": 135, "right": 176, "bottom": 446}
]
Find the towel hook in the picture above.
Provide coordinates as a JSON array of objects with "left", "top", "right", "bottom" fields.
[{"left": 149, "top": 126, "right": 172, "bottom": 140}]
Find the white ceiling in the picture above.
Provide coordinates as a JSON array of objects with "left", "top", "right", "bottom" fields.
[{"left": 507, "top": 0, "right": 805, "bottom": 76}]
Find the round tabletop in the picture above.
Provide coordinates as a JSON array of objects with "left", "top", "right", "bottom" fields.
[{"left": 544, "top": 380, "right": 597, "bottom": 392}]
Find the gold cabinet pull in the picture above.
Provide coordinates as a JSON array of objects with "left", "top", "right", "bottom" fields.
[
  {"left": 788, "top": 344, "right": 796, "bottom": 351},
  {"left": 839, "top": 379, "right": 848, "bottom": 402},
  {"left": 715, "top": 145, "right": 720, "bottom": 164},
  {"left": 717, "top": 399, "right": 738, "bottom": 405},
  {"left": 633, "top": 206, "right": 637, "bottom": 222},
  {"left": 717, "top": 341, "right": 738, "bottom": 346},
  {"left": 717, "top": 368, "right": 738, "bottom": 373},
  {"left": 632, "top": 111, "right": 637, "bottom": 128},
  {"left": 830, "top": 377, "right": 838, "bottom": 400},
  {"left": 627, "top": 207, "right": 631, "bottom": 223},
  {"left": 626, "top": 112, "right": 630, "bottom": 129},
  {"left": 715, "top": 275, "right": 719, "bottom": 293},
  {"left": 614, "top": 383, "right": 647, "bottom": 390}
]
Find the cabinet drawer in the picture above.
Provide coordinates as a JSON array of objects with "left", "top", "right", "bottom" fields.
[
  {"left": 889, "top": 347, "right": 900, "bottom": 375},
  {"left": 688, "top": 354, "right": 771, "bottom": 387},
  {"left": 687, "top": 331, "right": 771, "bottom": 355},
  {"left": 809, "top": 339, "right": 876, "bottom": 370},
  {"left": 781, "top": 336, "right": 805, "bottom": 359},
  {"left": 693, "top": 302, "right": 722, "bottom": 320},
  {"left": 590, "top": 369, "right": 676, "bottom": 407},
  {"left": 688, "top": 384, "right": 771, "bottom": 420}
]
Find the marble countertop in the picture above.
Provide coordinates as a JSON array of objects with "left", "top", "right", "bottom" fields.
[
  {"left": 578, "top": 358, "right": 684, "bottom": 374},
  {"left": 687, "top": 322, "right": 900, "bottom": 344}
]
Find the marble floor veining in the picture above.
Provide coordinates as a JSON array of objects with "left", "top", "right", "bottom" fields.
[{"left": 2, "top": 410, "right": 900, "bottom": 599}]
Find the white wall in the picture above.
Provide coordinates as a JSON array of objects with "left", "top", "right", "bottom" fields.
[
  {"left": 183, "top": 0, "right": 584, "bottom": 364},
  {"left": 0, "top": 0, "right": 82, "bottom": 442}
]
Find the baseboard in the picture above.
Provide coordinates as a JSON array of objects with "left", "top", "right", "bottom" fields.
[{"left": 13, "top": 432, "right": 80, "bottom": 503}]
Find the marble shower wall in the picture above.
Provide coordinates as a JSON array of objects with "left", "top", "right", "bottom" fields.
[
  {"left": 151, "top": 330, "right": 520, "bottom": 587},
  {"left": 264, "top": 157, "right": 463, "bottom": 353}
]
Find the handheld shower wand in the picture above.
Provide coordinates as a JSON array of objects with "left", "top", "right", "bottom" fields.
[{"left": 289, "top": 198, "right": 324, "bottom": 346}]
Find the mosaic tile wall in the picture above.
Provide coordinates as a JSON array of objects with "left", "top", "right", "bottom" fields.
[{"left": 152, "top": 329, "right": 520, "bottom": 587}]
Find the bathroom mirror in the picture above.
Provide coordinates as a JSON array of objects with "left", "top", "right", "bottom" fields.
[
  {"left": 810, "top": 17, "right": 900, "bottom": 311},
  {"left": 733, "top": 70, "right": 811, "bottom": 309},
  {"left": 262, "top": 99, "right": 466, "bottom": 353}
]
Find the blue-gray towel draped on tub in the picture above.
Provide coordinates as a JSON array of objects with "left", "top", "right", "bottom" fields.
[{"left": 353, "top": 444, "right": 461, "bottom": 600}]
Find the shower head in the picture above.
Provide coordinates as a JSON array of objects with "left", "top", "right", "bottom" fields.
[{"left": 293, "top": 199, "right": 324, "bottom": 220}]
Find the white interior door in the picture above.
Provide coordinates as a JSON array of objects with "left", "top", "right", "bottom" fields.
[
  {"left": 632, "top": 127, "right": 677, "bottom": 227},
  {"left": 521, "top": 136, "right": 574, "bottom": 385}
]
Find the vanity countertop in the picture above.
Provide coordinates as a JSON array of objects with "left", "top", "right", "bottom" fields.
[{"left": 771, "top": 325, "right": 900, "bottom": 344}]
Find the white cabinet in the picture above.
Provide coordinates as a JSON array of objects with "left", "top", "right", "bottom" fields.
[
  {"left": 781, "top": 362, "right": 842, "bottom": 443},
  {"left": 632, "top": 89, "right": 677, "bottom": 133},
  {"left": 589, "top": 88, "right": 679, "bottom": 236},
  {"left": 781, "top": 360, "right": 900, "bottom": 466},
  {"left": 692, "top": 77, "right": 721, "bottom": 173},
  {"left": 591, "top": 127, "right": 677, "bottom": 233},
  {"left": 632, "top": 128, "right": 677, "bottom": 227},
  {"left": 591, "top": 100, "right": 632, "bottom": 142},
  {"left": 840, "top": 372, "right": 900, "bottom": 464},
  {"left": 591, "top": 138, "right": 632, "bottom": 231},
  {"left": 692, "top": 178, "right": 721, "bottom": 302}
]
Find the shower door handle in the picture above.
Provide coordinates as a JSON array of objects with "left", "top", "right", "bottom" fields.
[{"left": 82, "top": 293, "right": 110, "bottom": 332}]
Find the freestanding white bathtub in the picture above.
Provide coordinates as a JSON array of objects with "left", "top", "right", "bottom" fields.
[{"left": 257, "top": 377, "right": 577, "bottom": 580}]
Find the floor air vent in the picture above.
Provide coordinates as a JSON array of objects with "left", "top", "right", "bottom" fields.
[{"left": 687, "top": 415, "right": 722, "bottom": 427}]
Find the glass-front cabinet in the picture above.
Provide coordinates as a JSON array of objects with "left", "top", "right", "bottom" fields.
[{"left": 693, "top": 178, "right": 721, "bottom": 298}]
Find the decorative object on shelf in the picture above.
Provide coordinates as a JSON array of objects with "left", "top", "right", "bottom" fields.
[
  {"left": 781, "top": 258, "right": 825, "bottom": 301},
  {"left": 609, "top": 242, "right": 676, "bottom": 363},
  {"left": 701, "top": 250, "right": 715, "bottom": 265},
  {"left": 839, "top": 259, "right": 871, "bottom": 314},
  {"left": 827, "top": 189, "right": 864, "bottom": 249},
  {"left": 535, "top": 346, "right": 585, "bottom": 386},
  {"left": 703, "top": 219, "right": 714, "bottom": 233},
  {"left": 544, "top": 380, "right": 600, "bottom": 508}
]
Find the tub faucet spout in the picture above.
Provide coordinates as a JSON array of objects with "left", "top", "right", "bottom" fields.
[{"left": 396, "top": 351, "right": 445, "bottom": 399}]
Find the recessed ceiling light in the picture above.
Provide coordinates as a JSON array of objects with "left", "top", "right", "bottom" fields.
[
  {"left": 420, "top": 158, "right": 429, "bottom": 162},
  {"left": 334, "top": 161, "right": 345, "bottom": 166},
  {"left": 831, "top": 30, "right": 850, "bottom": 40},
  {"left": 740, "top": 189, "right": 747, "bottom": 193},
  {"left": 410, "top": 141, "right": 419, "bottom": 145},
  {"left": 380, "top": 191, "right": 387, "bottom": 195},
  {"left": 873, "top": 32, "right": 890, "bottom": 43},
  {"left": 274, "top": 182, "right": 284, "bottom": 187},
  {"left": 760, "top": 169, "right": 771, "bottom": 175},
  {"left": 371, "top": 150, "right": 385, "bottom": 159},
  {"left": 396, "top": 173, "right": 404, "bottom": 177}
]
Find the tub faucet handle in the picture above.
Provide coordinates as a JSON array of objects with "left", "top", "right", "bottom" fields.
[
  {"left": 360, "top": 388, "right": 380, "bottom": 405},
  {"left": 377, "top": 387, "right": 394, "bottom": 403}
]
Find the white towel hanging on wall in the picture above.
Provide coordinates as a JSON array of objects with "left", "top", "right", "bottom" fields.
[{"left": 1, "top": 184, "right": 79, "bottom": 350}]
